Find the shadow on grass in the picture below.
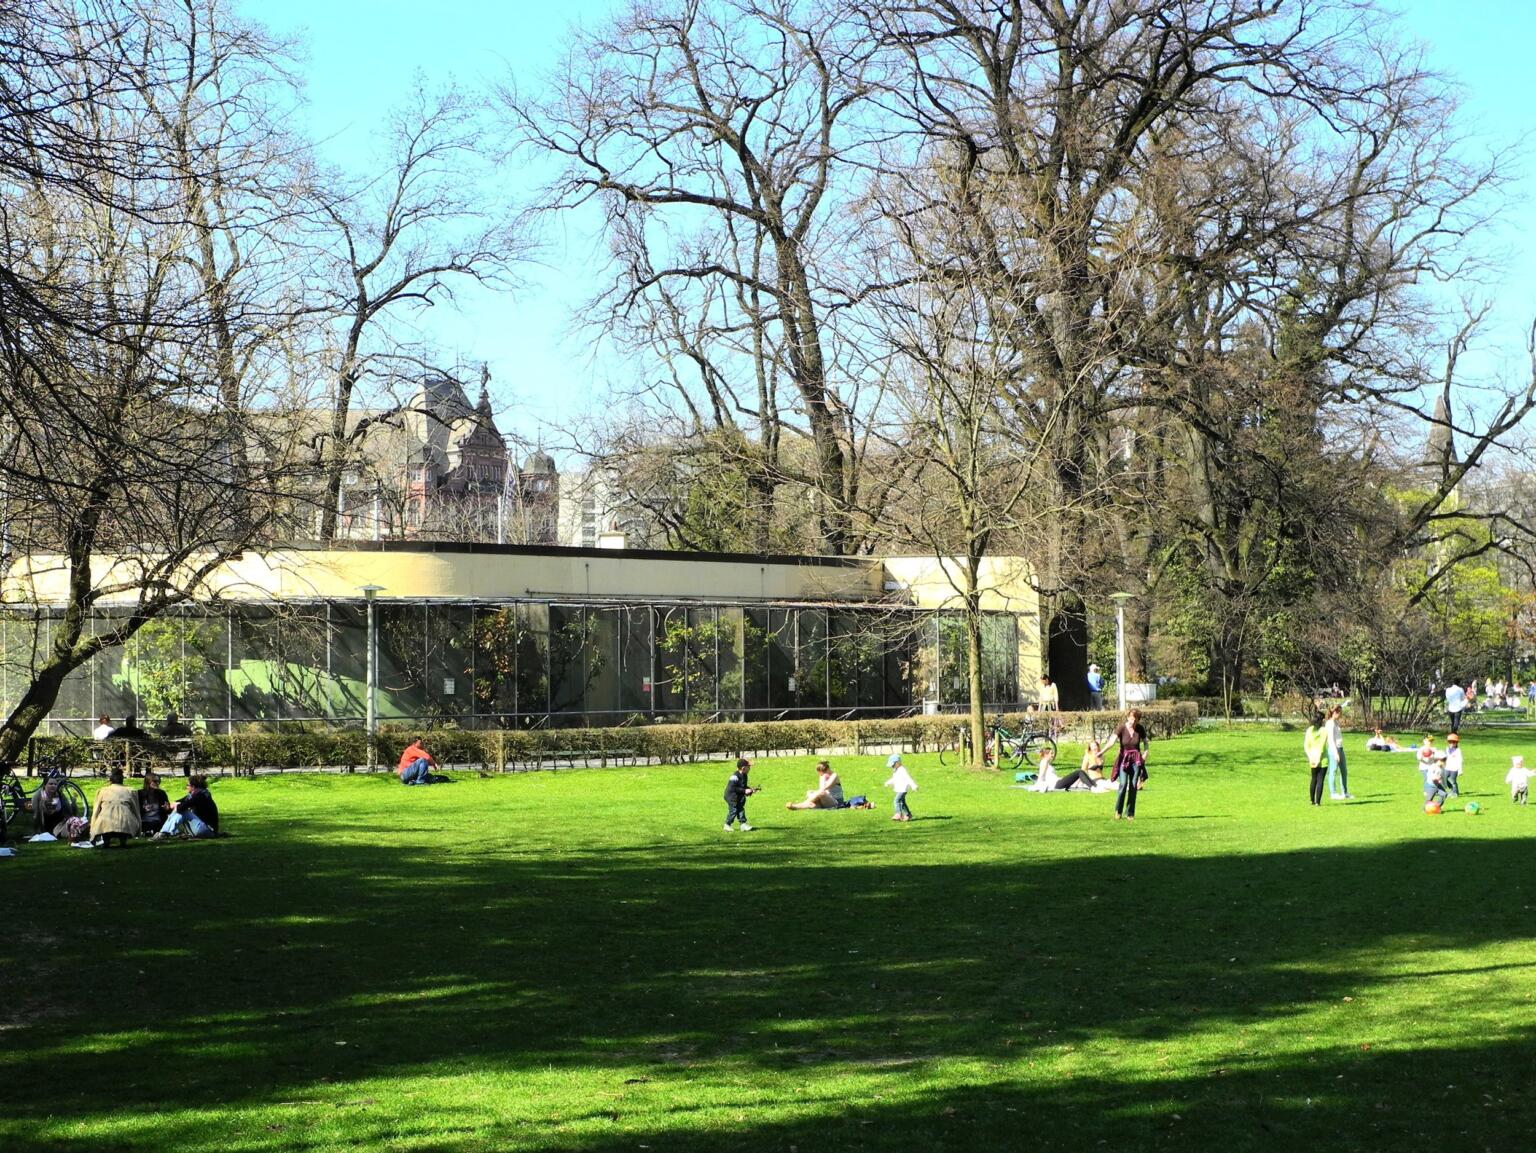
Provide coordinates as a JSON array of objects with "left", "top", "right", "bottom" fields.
[{"left": 4, "top": 827, "right": 1536, "bottom": 1151}]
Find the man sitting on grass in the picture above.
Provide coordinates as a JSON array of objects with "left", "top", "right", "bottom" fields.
[{"left": 398, "top": 737, "right": 438, "bottom": 786}]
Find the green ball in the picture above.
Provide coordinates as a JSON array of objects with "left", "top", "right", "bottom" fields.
[{"left": 1465, "top": 801, "right": 1482, "bottom": 815}]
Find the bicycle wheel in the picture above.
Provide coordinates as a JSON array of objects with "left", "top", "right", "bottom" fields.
[
  {"left": 59, "top": 780, "right": 91, "bottom": 824},
  {"left": 1020, "top": 734, "right": 1057, "bottom": 767},
  {"left": 0, "top": 777, "right": 25, "bottom": 831},
  {"left": 998, "top": 739, "right": 1025, "bottom": 773},
  {"left": 938, "top": 731, "right": 967, "bottom": 767}
]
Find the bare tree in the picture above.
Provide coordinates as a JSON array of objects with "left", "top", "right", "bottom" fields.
[
  {"left": 308, "top": 80, "right": 521, "bottom": 543},
  {"left": 0, "top": 0, "right": 312, "bottom": 761},
  {"left": 503, "top": 0, "right": 882, "bottom": 554}
]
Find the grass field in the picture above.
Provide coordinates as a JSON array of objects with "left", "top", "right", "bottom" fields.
[{"left": 4, "top": 726, "right": 1536, "bottom": 1152}]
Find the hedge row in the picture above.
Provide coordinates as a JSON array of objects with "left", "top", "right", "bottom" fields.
[{"left": 30, "top": 704, "right": 1197, "bottom": 773}]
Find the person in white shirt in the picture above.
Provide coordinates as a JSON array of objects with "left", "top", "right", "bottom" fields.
[
  {"left": 1505, "top": 756, "right": 1531, "bottom": 804},
  {"left": 1441, "top": 733, "right": 1463, "bottom": 797},
  {"left": 1445, "top": 682, "right": 1467, "bottom": 734},
  {"left": 92, "top": 714, "right": 114, "bottom": 741},
  {"left": 884, "top": 753, "right": 918, "bottom": 822},
  {"left": 1324, "top": 706, "right": 1352, "bottom": 800}
]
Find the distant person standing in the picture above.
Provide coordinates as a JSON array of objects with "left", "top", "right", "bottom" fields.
[
  {"left": 1110, "top": 709, "right": 1149, "bottom": 821},
  {"left": 723, "top": 758, "right": 757, "bottom": 831},
  {"left": 1087, "top": 664, "right": 1105, "bottom": 711},
  {"left": 1445, "top": 681, "right": 1467, "bottom": 734},
  {"left": 1304, "top": 712, "right": 1328, "bottom": 806},
  {"left": 1324, "top": 705, "right": 1352, "bottom": 800}
]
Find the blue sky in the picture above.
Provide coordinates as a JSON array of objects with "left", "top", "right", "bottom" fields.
[{"left": 244, "top": 0, "right": 1536, "bottom": 457}]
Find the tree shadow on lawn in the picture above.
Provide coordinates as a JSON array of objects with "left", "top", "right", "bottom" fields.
[{"left": 5, "top": 832, "right": 1536, "bottom": 1151}]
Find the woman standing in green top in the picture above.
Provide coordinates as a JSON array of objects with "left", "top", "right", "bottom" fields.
[{"left": 1304, "top": 712, "right": 1329, "bottom": 806}]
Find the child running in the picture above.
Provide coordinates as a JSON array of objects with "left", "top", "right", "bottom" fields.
[
  {"left": 1442, "top": 733, "right": 1463, "bottom": 797},
  {"left": 884, "top": 753, "right": 917, "bottom": 822},
  {"left": 723, "top": 757, "right": 757, "bottom": 831}
]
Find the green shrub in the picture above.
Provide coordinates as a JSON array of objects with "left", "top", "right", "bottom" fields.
[{"left": 30, "top": 705, "right": 1199, "bottom": 774}]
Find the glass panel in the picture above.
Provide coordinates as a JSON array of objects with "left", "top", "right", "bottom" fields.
[
  {"left": 717, "top": 606, "right": 744, "bottom": 719},
  {"left": 471, "top": 606, "right": 519, "bottom": 724},
  {"left": 514, "top": 603, "right": 549, "bottom": 722},
  {"left": 329, "top": 603, "right": 368, "bottom": 726},
  {"left": 586, "top": 608, "right": 622, "bottom": 720},
  {"left": 653, "top": 606, "right": 688, "bottom": 715},
  {"left": 183, "top": 612, "right": 230, "bottom": 732},
  {"left": 377, "top": 603, "right": 428, "bottom": 725},
  {"left": 618, "top": 606, "right": 653, "bottom": 716},
  {"left": 743, "top": 608, "right": 771, "bottom": 714},
  {"left": 92, "top": 610, "right": 139, "bottom": 725},
  {"left": 425, "top": 605, "right": 473, "bottom": 724},
  {"left": 230, "top": 606, "right": 283, "bottom": 723},
  {"left": 884, "top": 614, "right": 917, "bottom": 711},
  {"left": 795, "top": 608, "right": 828, "bottom": 715},
  {"left": 981, "top": 614, "right": 1019, "bottom": 703},
  {"left": 548, "top": 606, "right": 587, "bottom": 715},
  {"left": 937, "top": 614, "right": 969, "bottom": 706},
  {"left": 277, "top": 606, "right": 332, "bottom": 720},
  {"left": 765, "top": 608, "right": 794, "bottom": 716}
]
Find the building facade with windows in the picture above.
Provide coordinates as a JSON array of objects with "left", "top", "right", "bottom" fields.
[{"left": 0, "top": 544, "right": 1039, "bottom": 733}]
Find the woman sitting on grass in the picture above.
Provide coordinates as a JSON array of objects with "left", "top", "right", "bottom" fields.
[
  {"left": 1053, "top": 740, "right": 1110, "bottom": 791},
  {"left": 786, "top": 761, "right": 846, "bottom": 810},
  {"left": 153, "top": 774, "right": 219, "bottom": 839}
]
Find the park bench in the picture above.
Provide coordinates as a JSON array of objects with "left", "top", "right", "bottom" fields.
[{"left": 532, "top": 748, "right": 637, "bottom": 770}]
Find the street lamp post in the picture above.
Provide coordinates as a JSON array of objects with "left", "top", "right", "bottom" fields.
[
  {"left": 359, "top": 584, "right": 385, "bottom": 769},
  {"left": 1109, "top": 591, "right": 1134, "bottom": 712}
]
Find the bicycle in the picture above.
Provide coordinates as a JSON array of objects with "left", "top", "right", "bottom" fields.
[
  {"left": 0, "top": 758, "right": 91, "bottom": 839},
  {"left": 938, "top": 718, "right": 1058, "bottom": 770}
]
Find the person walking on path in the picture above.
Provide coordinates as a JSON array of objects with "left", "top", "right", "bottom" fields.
[
  {"left": 1304, "top": 712, "right": 1329, "bottom": 806},
  {"left": 1442, "top": 733, "right": 1463, "bottom": 798},
  {"left": 1110, "top": 709, "right": 1149, "bottom": 821},
  {"left": 723, "top": 758, "right": 757, "bottom": 831},
  {"left": 1445, "top": 680, "right": 1467, "bottom": 734},
  {"left": 884, "top": 754, "right": 917, "bottom": 822},
  {"left": 1324, "top": 705, "right": 1353, "bottom": 800},
  {"left": 1087, "top": 664, "right": 1105, "bottom": 711}
]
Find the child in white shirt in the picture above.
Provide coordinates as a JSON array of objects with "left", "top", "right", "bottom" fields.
[
  {"left": 884, "top": 754, "right": 918, "bottom": 822},
  {"left": 1506, "top": 756, "right": 1531, "bottom": 805}
]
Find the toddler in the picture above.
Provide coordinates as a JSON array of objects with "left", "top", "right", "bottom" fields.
[
  {"left": 1506, "top": 756, "right": 1531, "bottom": 805},
  {"left": 883, "top": 753, "right": 917, "bottom": 821}
]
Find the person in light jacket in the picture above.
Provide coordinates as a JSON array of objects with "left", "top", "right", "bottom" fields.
[{"left": 90, "top": 767, "right": 142, "bottom": 847}]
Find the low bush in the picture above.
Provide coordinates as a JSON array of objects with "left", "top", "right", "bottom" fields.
[{"left": 27, "top": 704, "right": 1198, "bottom": 773}]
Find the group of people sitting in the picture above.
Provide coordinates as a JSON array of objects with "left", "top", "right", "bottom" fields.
[
  {"left": 92, "top": 712, "right": 194, "bottom": 742},
  {"left": 31, "top": 769, "right": 218, "bottom": 847}
]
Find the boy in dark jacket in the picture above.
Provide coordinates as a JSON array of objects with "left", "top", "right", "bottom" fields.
[{"left": 724, "top": 758, "right": 758, "bottom": 831}]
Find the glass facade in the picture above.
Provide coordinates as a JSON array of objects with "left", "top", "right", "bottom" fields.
[{"left": 0, "top": 599, "right": 1024, "bottom": 733}]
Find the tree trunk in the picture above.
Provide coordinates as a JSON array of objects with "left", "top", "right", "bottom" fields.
[
  {"left": 1048, "top": 594, "right": 1090, "bottom": 710},
  {"left": 964, "top": 586, "right": 988, "bottom": 769}
]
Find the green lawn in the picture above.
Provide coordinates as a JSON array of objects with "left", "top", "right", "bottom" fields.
[{"left": 4, "top": 726, "right": 1536, "bottom": 1151}]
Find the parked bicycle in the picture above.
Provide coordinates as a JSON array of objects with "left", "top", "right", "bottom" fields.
[
  {"left": 0, "top": 757, "right": 91, "bottom": 839},
  {"left": 939, "top": 717, "right": 1058, "bottom": 770}
]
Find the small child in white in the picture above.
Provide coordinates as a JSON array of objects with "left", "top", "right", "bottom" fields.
[
  {"left": 884, "top": 753, "right": 918, "bottom": 822},
  {"left": 1506, "top": 755, "right": 1531, "bottom": 805}
]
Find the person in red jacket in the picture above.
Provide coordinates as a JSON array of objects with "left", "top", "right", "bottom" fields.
[{"left": 397, "top": 738, "right": 437, "bottom": 785}]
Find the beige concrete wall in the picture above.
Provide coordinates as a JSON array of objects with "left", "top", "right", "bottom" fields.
[{"left": 3, "top": 547, "right": 891, "bottom": 606}]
